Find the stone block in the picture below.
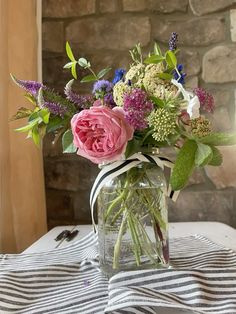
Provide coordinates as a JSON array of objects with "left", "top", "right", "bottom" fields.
[
  {"left": 44, "top": 156, "right": 99, "bottom": 191},
  {"left": 148, "top": 0, "right": 188, "bottom": 13},
  {"left": 211, "top": 107, "right": 232, "bottom": 131},
  {"left": 235, "top": 90, "right": 236, "bottom": 129},
  {"left": 66, "top": 16, "right": 151, "bottom": 50},
  {"left": 122, "top": 0, "right": 146, "bottom": 11},
  {"left": 168, "top": 190, "right": 236, "bottom": 228},
  {"left": 210, "top": 89, "right": 233, "bottom": 108},
  {"left": 42, "top": 56, "right": 70, "bottom": 86},
  {"left": 123, "top": 0, "right": 188, "bottom": 13},
  {"left": 205, "top": 146, "right": 236, "bottom": 189},
  {"left": 42, "top": 21, "right": 64, "bottom": 53},
  {"left": 187, "top": 169, "right": 206, "bottom": 187},
  {"left": 230, "top": 9, "right": 236, "bottom": 42},
  {"left": 153, "top": 17, "right": 225, "bottom": 46},
  {"left": 99, "top": 0, "right": 117, "bottom": 13},
  {"left": 42, "top": 0, "right": 96, "bottom": 17},
  {"left": 178, "top": 50, "right": 201, "bottom": 77},
  {"left": 46, "top": 189, "right": 74, "bottom": 220},
  {"left": 73, "top": 192, "right": 93, "bottom": 222},
  {"left": 202, "top": 46, "right": 236, "bottom": 83},
  {"left": 185, "top": 76, "right": 198, "bottom": 90},
  {"left": 190, "top": 0, "right": 235, "bottom": 16}
]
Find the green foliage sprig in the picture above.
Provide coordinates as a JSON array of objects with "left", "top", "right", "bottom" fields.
[{"left": 64, "top": 42, "right": 111, "bottom": 83}]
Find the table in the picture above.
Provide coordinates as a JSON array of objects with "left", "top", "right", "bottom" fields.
[{"left": 24, "top": 221, "right": 236, "bottom": 253}]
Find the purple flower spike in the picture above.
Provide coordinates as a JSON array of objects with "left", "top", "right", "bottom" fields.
[
  {"left": 169, "top": 32, "right": 178, "bottom": 51},
  {"left": 11, "top": 74, "right": 44, "bottom": 96},
  {"left": 42, "top": 101, "right": 67, "bottom": 117},
  {"left": 65, "top": 80, "right": 93, "bottom": 109},
  {"left": 104, "top": 93, "right": 116, "bottom": 108},
  {"left": 123, "top": 88, "right": 153, "bottom": 130},
  {"left": 193, "top": 88, "right": 215, "bottom": 113}
]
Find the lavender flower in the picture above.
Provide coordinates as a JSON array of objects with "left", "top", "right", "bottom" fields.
[
  {"left": 112, "top": 68, "right": 126, "bottom": 84},
  {"left": 65, "top": 80, "right": 92, "bottom": 109},
  {"left": 92, "top": 80, "right": 113, "bottom": 94},
  {"left": 193, "top": 87, "right": 215, "bottom": 113},
  {"left": 123, "top": 88, "right": 153, "bottom": 130},
  {"left": 11, "top": 74, "right": 44, "bottom": 96},
  {"left": 42, "top": 101, "right": 67, "bottom": 117},
  {"left": 173, "top": 64, "right": 186, "bottom": 84},
  {"left": 169, "top": 32, "right": 178, "bottom": 51}
]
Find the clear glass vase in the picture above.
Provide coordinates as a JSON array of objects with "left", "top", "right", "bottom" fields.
[{"left": 97, "top": 160, "right": 169, "bottom": 277}]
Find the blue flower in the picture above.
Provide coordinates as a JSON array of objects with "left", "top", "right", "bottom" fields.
[
  {"left": 92, "top": 80, "right": 113, "bottom": 94},
  {"left": 173, "top": 64, "right": 186, "bottom": 85},
  {"left": 112, "top": 68, "right": 126, "bottom": 84}
]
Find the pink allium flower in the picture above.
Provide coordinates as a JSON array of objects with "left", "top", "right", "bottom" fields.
[
  {"left": 71, "top": 106, "right": 134, "bottom": 164},
  {"left": 123, "top": 88, "right": 153, "bottom": 130},
  {"left": 193, "top": 88, "right": 215, "bottom": 113}
]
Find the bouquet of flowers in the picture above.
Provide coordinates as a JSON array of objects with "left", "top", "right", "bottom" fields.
[{"left": 12, "top": 33, "right": 236, "bottom": 273}]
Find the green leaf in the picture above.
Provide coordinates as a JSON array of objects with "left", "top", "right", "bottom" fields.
[
  {"left": 195, "top": 142, "right": 213, "bottom": 167},
  {"left": 166, "top": 132, "right": 181, "bottom": 145},
  {"left": 38, "top": 109, "right": 50, "bottom": 124},
  {"left": 154, "top": 43, "right": 162, "bottom": 56},
  {"left": 46, "top": 116, "right": 66, "bottom": 133},
  {"left": 157, "top": 73, "right": 173, "bottom": 80},
  {"left": 63, "top": 61, "right": 74, "bottom": 69},
  {"left": 15, "top": 119, "right": 40, "bottom": 132},
  {"left": 97, "top": 67, "right": 111, "bottom": 79},
  {"left": 32, "top": 125, "right": 40, "bottom": 146},
  {"left": 150, "top": 96, "right": 165, "bottom": 107},
  {"left": 66, "top": 41, "right": 76, "bottom": 61},
  {"left": 144, "top": 55, "right": 165, "bottom": 64},
  {"left": 71, "top": 63, "right": 77, "bottom": 79},
  {"left": 24, "top": 94, "right": 37, "bottom": 105},
  {"left": 10, "top": 107, "right": 33, "bottom": 121},
  {"left": 80, "top": 74, "right": 97, "bottom": 83},
  {"left": 170, "top": 139, "right": 198, "bottom": 191},
  {"left": 208, "top": 146, "right": 223, "bottom": 166},
  {"left": 62, "top": 129, "right": 77, "bottom": 153},
  {"left": 198, "top": 132, "right": 236, "bottom": 146},
  {"left": 142, "top": 129, "right": 154, "bottom": 144},
  {"left": 78, "top": 57, "right": 90, "bottom": 68},
  {"left": 28, "top": 111, "right": 40, "bottom": 122},
  {"left": 66, "top": 42, "right": 75, "bottom": 62},
  {"left": 125, "top": 138, "right": 142, "bottom": 158},
  {"left": 165, "top": 50, "right": 177, "bottom": 68},
  {"left": 39, "top": 124, "right": 47, "bottom": 138}
]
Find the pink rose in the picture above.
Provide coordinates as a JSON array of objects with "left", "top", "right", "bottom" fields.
[{"left": 71, "top": 106, "right": 134, "bottom": 164}]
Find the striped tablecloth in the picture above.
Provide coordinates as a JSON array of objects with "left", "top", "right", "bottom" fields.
[{"left": 0, "top": 232, "right": 236, "bottom": 314}]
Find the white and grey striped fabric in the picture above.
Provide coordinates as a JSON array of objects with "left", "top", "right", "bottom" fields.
[{"left": 0, "top": 232, "right": 236, "bottom": 314}]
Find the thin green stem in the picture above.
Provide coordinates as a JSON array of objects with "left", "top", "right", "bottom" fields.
[
  {"left": 113, "top": 210, "right": 128, "bottom": 269},
  {"left": 127, "top": 214, "right": 141, "bottom": 266},
  {"left": 88, "top": 67, "right": 98, "bottom": 80}
]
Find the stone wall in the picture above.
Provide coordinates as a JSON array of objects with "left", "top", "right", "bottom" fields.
[{"left": 42, "top": 0, "right": 236, "bottom": 229}]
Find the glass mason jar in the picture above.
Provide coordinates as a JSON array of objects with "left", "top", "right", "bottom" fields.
[{"left": 97, "top": 159, "right": 169, "bottom": 277}]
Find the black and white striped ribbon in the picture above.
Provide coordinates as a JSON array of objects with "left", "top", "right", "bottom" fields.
[
  {"left": 0, "top": 233, "right": 236, "bottom": 313},
  {"left": 90, "top": 153, "right": 180, "bottom": 229}
]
